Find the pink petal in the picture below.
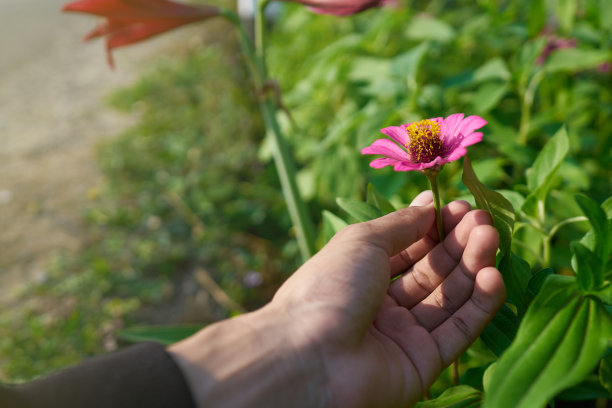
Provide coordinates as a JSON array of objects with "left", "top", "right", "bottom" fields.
[
  {"left": 459, "top": 131, "right": 483, "bottom": 148},
  {"left": 444, "top": 146, "right": 467, "bottom": 162},
  {"left": 457, "top": 115, "right": 487, "bottom": 136},
  {"left": 380, "top": 126, "right": 408, "bottom": 146},
  {"left": 441, "top": 113, "right": 465, "bottom": 142},
  {"left": 369, "top": 158, "right": 402, "bottom": 169},
  {"left": 414, "top": 156, "right": 447, "bottom": 170},
  {"left": 361, "top": 139, "right": 407, "bottom": 161},
  {"left": 393, "top": 161, "right": 424, "bottom": 171}
]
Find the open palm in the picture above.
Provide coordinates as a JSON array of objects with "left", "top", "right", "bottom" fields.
[{"left": 272, "top": 192, "right": 505, "bottom": 407}]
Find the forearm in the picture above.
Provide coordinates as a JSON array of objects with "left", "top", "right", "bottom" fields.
[
  {"left": 168, "top": 306, "right": 329, "bottom": 408},
  {"left": 3, "top": 342, "right": 195, "bottom": 408}
]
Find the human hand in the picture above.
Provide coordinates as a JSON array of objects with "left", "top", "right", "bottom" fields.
[{"left": 169, "top": 192, "right": 506, "bottom": 408}]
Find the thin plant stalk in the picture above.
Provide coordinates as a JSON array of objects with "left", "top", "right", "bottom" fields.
[
  {"left": 425, "top": 172, "right": 445, "bottom": 241},
  {"left": 223, "top": 4, "right": 316, "bottom": 261}
]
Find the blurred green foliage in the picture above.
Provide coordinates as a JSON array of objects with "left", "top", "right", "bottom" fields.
[
  {"left": 1, "top": 40, "right": 295, "bottom": 381},
  {"left": 266, "top": 0, "right": 611, "bottom": 269}
]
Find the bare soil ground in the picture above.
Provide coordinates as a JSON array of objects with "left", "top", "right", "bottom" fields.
[{"left": 0, "top": 0, "right": 201, "bottom": 304}]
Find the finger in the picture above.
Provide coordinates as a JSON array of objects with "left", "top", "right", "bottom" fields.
[
  {"left": 432, "top": 266, "right": 506, "bottom": 367},
  {"left": 410, "top": 190, "right": 433, "bottom": 206},
  {"left": 389, "top": 200, "right": 472, "bottom": 277},
  {"left": 326, "top": 204, "right": 436, "bottom": 258},
  {"left": 410, "top": 224, "right": 499, "bottom": 330},
  {"left": 388, "top": 210, "right": 493, "bottom": 309}
]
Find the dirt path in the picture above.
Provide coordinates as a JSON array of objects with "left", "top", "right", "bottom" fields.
[{"left": 0, "top": 0, "right": 199, "bottom": 301}]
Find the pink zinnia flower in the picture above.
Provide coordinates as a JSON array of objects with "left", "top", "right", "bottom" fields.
[
  {"left": 284, "top": 0, "right": 392, "bottom": 16},
  {"left": 361, "top": 113, "right": 487, "bottom": 172},
  {"left": 62, "top": 0, "right": 220, "bottom": 68}
]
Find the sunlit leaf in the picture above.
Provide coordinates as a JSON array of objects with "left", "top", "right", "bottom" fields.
[
  {"left": 118, "top": 325, "right": 203, "bottom": 345},
  {"left": 472, "top": 82, "right": 509, "bottom": 114},
  {"left": 483, "top": 275, "right": 612, "bottom": 408},
  {"left": 462, "top": 156, "right": 515, "bottom": 256},
  {"left": 322, "top": 210, "right": 348, "bottom": 243},
  {"left": 544, "top": 49, "right": 610, "bottom": 73},
  {"left": 522, "top": 127, "right": 570, "bottom": 216},
  {"left": 526, "top": 127, "right": 570, "bottom": 192},
  {"left": 472, "top": 58, "right": 511, "bottom": 83},
  {"left": 390, "top": 42, "right": 430, "bottom": 90},
  {"left": 336, "top": 197, "right": 383, "bottom": 222},
  {"left": 366, "top": 183, "right": 396, "bottom": 215},
  {"left": 415, "top": 385, "right": 481, "bottom": 408},
  {"left": 406, "top": 15, "right": 455, "bottom": 42},
  {"left": 554, "top": 0, "right": 577, "bottom": 33}
]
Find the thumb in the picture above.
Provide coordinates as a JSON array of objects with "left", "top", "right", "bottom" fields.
[{"left": 332, "top": 204, "right": 435, "bottom": 257}]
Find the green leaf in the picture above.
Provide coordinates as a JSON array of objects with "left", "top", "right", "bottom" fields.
[
  {"left": 349, "top": 57, "right": 391, "bottom": 82},
  {"left": 526, "top": 267, "right": 554, "bottom": 304},
  {"left": 480, "top": 304, "right": 519, "bottom": 356},
  {"left": 483, "top": 275, "right": 612, "bottom": 408},
  {"left": 321, "top": 210, "right": 349, "bottom": 243},
  {"left": 526, "top": 127, "right": 570, "bottom": 192},
  {"left": 556, "top": 375, "right": 612, "bottom": 401},
  {"left": 336, "top": 197, "right": 383, "bottom": 222},
  {"left": 498, "top": 253, "right": 531, "bottom": 317},
  {"left": 571, "top": 241, "right": 601, "bottom": 291},
  {"left": 406, "top": 15, "right": 455, "bottom": 43},
  {"left": 366, "top": 183, "right": 396, "bottom": 215},
  {"left": 415, "top": 385, "right": 481, "bottom": 408},
  {"left": 522, "top": 127, "right": 570, "bottom": 216},
  {"left": 600, "top": 354, "right": 612, "bottom": 395},
  {"left": 472, "top": 58, "right": 511, "bottom": 83},
  {"left": 590, "top": 283, "right": 612, "bottom": 305},
  {"left": 575, "top": 194, "right": 612, "bottom": 266},
  {"left": 554, "top": 0, "right": 577, "bottom": 32},
  {"left": 601, "top": 196, "right": 612, "bottom": 218},
  {"left": 462, "top": 156, "right": 515, "bottom": 256},
  {"left": 527, "top": 0, "right": 547, "bottom": 36},
  {"left": 600, "top": 0, "right": 612, "bottom": 31},
  {"left": 544, "top": 49, "right": 611, "bottom": 73},
  {"left": 118, "top": 324, "right": 203, "bottom": 345},
  {"left": 472, "top": 82, "right": 509, "bottom": 114},
  {"left": 390, "top": 42, "right": 430, "bottom": 90}
]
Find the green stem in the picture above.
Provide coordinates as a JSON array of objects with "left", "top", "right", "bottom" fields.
[
  {"left": 253, "top": 1, "right": 316, "bottom": 261},
  {"left": 425, "top": 172, "right": 445, "bottom": 241},
  {"left": 517, "top": 70, "right": 544, "bottom": 146},
  {"left": 255, "top": 0, "right": 270, "bottom": 78},
  {"left": 261, "top": 99, "right": 317, "bottom": 260}
]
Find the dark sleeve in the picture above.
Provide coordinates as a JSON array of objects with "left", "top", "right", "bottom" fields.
[{"left": 0, "top": 342, "right": 197, "bottom": 408}]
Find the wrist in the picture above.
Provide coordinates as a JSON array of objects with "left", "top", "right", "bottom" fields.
[{"left": 168, "top": 305, "right": 329, "bottom": 408}]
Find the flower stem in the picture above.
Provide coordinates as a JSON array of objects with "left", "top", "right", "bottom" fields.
[{"left": 425, "top": 172, "right": 445, "bottom": 241}]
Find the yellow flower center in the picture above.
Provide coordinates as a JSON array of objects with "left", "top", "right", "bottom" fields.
[{"left": 405, "top": 119, "right": 444, "bottom": 163}]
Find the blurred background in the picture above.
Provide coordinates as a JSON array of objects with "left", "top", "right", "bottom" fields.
[{"left": 1, "top": 0, "right": 611, "bottom": 395}]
